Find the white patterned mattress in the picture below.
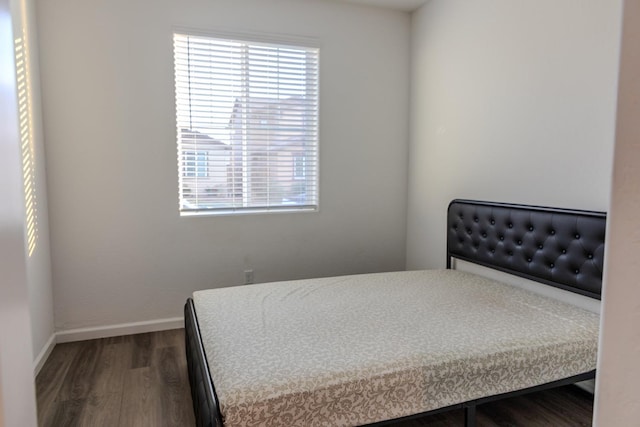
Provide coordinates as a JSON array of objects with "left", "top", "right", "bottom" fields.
[{"left": 192, "top": 269, "right": 599, "bottom": 426}]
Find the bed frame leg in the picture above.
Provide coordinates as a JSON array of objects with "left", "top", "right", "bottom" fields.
[{"left": 464, "top": 404, "right": 477, "bottom": 427}]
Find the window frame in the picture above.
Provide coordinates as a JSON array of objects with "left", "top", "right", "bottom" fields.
[{"left": 173, "top": 28, "right": 320, "bottom": 217}]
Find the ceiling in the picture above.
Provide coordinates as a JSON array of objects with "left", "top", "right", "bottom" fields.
[{"left": 333, "top": 0, "right": 428, "bottom": 12}]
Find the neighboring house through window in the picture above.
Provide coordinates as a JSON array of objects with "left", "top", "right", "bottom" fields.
[
  {"left": 293, "top": 153, "right": 306, "bottom": 180},
  {"left": 173, "top": 30, "right": 319, "bottom": 215},
  {"left": 183, "top": 151, "right": 208, "bottom": 178}
]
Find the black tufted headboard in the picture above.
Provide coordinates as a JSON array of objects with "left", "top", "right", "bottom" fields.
[{"left": 447, "top": 199, "right": 606, "bottom": 299}]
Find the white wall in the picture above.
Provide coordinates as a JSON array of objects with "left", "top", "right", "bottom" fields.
[
  {"left": 594, "top": 0, "right": 640, "bottom": 423},
  {"left": 0, "top": 0, "right": 38, "bottom": 423},
  {"left": 15, "top": 0, "right": 55, "bottom": 369},
  {"left": 407, "top": 0, "right": 621, "bottom": 270},
  {"left": 36, "top": 0, "right": 410, "bottom": 331}
]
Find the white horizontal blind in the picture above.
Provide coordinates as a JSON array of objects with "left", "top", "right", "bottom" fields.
[{"left": 173, "top": 31, "right": 319, "bottom": 215}]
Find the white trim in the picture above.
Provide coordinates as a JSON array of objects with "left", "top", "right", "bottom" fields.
[
  {"left": 32, "top": 317, "right": 184, "bottom": 377},
  {"left": 33, "top": 333, "right": 57, "bottom": 376},
  {"left": 55, "top": 317, "right": 184, "bottom": 344},
  {"left": 180, "top": 206, "right": 318, "bottom": 218}
]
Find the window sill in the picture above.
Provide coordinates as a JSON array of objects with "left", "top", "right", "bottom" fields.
[{"left": 179, "top": 205, "right": 318, "bottom": 218}]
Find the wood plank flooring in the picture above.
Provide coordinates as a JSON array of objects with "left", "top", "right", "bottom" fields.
[
  {"left": 36, "top": 329, "right": 594, "bottom": 426},
  {"left": 36, "top": 329, "right": 194, "bottom": 427}
]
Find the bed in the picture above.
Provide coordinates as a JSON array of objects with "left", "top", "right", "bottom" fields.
[{"left": 184, "top": 199, "right": 606, "bottom": 427}]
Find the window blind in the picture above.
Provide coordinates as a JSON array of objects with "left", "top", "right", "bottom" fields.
[{"left": 173, "top": 31, "right": 319, "bottom": 215}]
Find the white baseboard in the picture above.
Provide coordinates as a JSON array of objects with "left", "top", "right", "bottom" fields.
[
  {"left": 33, "top": 317, "right": 184, "bottom": 377},
  {"left": 33, "top": 333, "right": 57, "bottom": 376},
  {"left": 55, "top": 317, "right": 184, "bottom": 343}
]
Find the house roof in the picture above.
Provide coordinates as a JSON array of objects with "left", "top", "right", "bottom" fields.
[{"left": 180, "top": 129, "right": 230, "bottom": 150}]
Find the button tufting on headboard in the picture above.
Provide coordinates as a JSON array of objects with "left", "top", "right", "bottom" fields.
[{"left": 447, "top": 199, "right": 606, "bottom": 299}]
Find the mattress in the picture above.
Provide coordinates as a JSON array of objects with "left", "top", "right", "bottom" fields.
[{"left": 192, "top": 269, "right": 599, "bottom": 427}]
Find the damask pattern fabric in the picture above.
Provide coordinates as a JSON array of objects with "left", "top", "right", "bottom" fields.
[{"left": 193, "top": 270, "right": 599, "bottom": 426}]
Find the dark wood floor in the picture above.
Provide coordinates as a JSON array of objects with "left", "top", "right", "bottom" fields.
[
  {"left": 36, "top": 329, "right": 594, "bottom": 427},
  {"left": 36, "top": 329, "right": 194, "bottom": 427}
]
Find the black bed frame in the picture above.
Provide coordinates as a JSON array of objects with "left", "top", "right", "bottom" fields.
[{"left": 184, "top": 199, "right": 607, "bottom": 427}]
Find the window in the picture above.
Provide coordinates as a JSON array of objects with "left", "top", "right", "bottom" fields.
[
  {"left": 183, "top": 151, "right": 208, "bottom": 178},
  {"left": 173, "top": 31, "right": 319, "bottom": 215}
]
